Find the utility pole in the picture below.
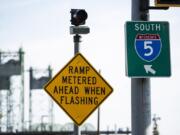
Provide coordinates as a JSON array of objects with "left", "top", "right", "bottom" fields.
[{"left": 131, "top": 0, "right": 151, "bottom": 135}]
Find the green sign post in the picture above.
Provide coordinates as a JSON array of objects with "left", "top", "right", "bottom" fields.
[{"left": 125, "top": 21, "right": 171, "bottom": 77}]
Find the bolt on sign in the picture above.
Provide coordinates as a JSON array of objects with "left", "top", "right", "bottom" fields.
[
  {"left": 44, "top": 53, "right": 113, "bottom": 125},
  {"left": 125, "top": 21, "right": 171, "bottom": 77}
]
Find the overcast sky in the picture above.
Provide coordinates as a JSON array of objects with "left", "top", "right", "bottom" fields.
[{"left": 1, "top": 0, "right": 180, "bottom": 134}]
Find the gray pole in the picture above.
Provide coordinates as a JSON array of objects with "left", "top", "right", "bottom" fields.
[
  {"left": 97, "top": 107, "right": 100, "bottom": 135},
  {"left": 48, "top": 66, "right": 54, "bottom": 131},
  {"left": 97, "top": 70, "right": 101, "bottom": 135},
  {"left": 19, "top": 48, "right": 25, "bottom": 132},
  {"left": 74, "top": 34, "right": 81, "bottom": 55},
  {"left": 131, "top": 0, "right": 151, "bottom": 135},
  {"left": 73, "top": 34, "right": 81, "bottom": 135},
  {"left": 29, "top": 67, "right": 33, "bottom": 131}
]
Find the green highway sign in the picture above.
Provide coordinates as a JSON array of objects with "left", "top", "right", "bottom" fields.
[{"left": 125, "top": 21, "right": 171, "bottom": 77}]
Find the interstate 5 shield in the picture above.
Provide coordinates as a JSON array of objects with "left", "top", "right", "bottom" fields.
[{"left": 125, "top": 21, "right": 171, "bottom": 77}]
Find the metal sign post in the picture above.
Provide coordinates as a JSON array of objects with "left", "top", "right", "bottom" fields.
[
  {"left": 72, "top": 24, "right": 89, "bottom": 135},
  {"left": 131, "top": 0, "right": 151, "bottom": 135},
  {"left": 73, "top": 33, "right": 81, "bottom": 135},
  {"left": 70, "top": 11, "right": 89, "bottom": 135}
]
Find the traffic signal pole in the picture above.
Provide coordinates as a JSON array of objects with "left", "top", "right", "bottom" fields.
[
  {"left": 74, "top": 34, "right": 81, "bottom": 55},
  {"left": 73, "top": 34, "right": 81, "bottom": 135},
  {"left": 131, "top": 0, "right": 151, "bottom": 135},
  {"left": 70, "top": 8, "right": 89, "bottom": 135}
]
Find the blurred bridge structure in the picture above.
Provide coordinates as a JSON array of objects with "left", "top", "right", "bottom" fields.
[{"left": 0, "top": 48, "right": 131, "bottom": 135}]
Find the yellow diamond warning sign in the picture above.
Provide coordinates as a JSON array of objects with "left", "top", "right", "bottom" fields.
[{"left": 44, "top": 53, "right": 113, "bottom": 125}]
